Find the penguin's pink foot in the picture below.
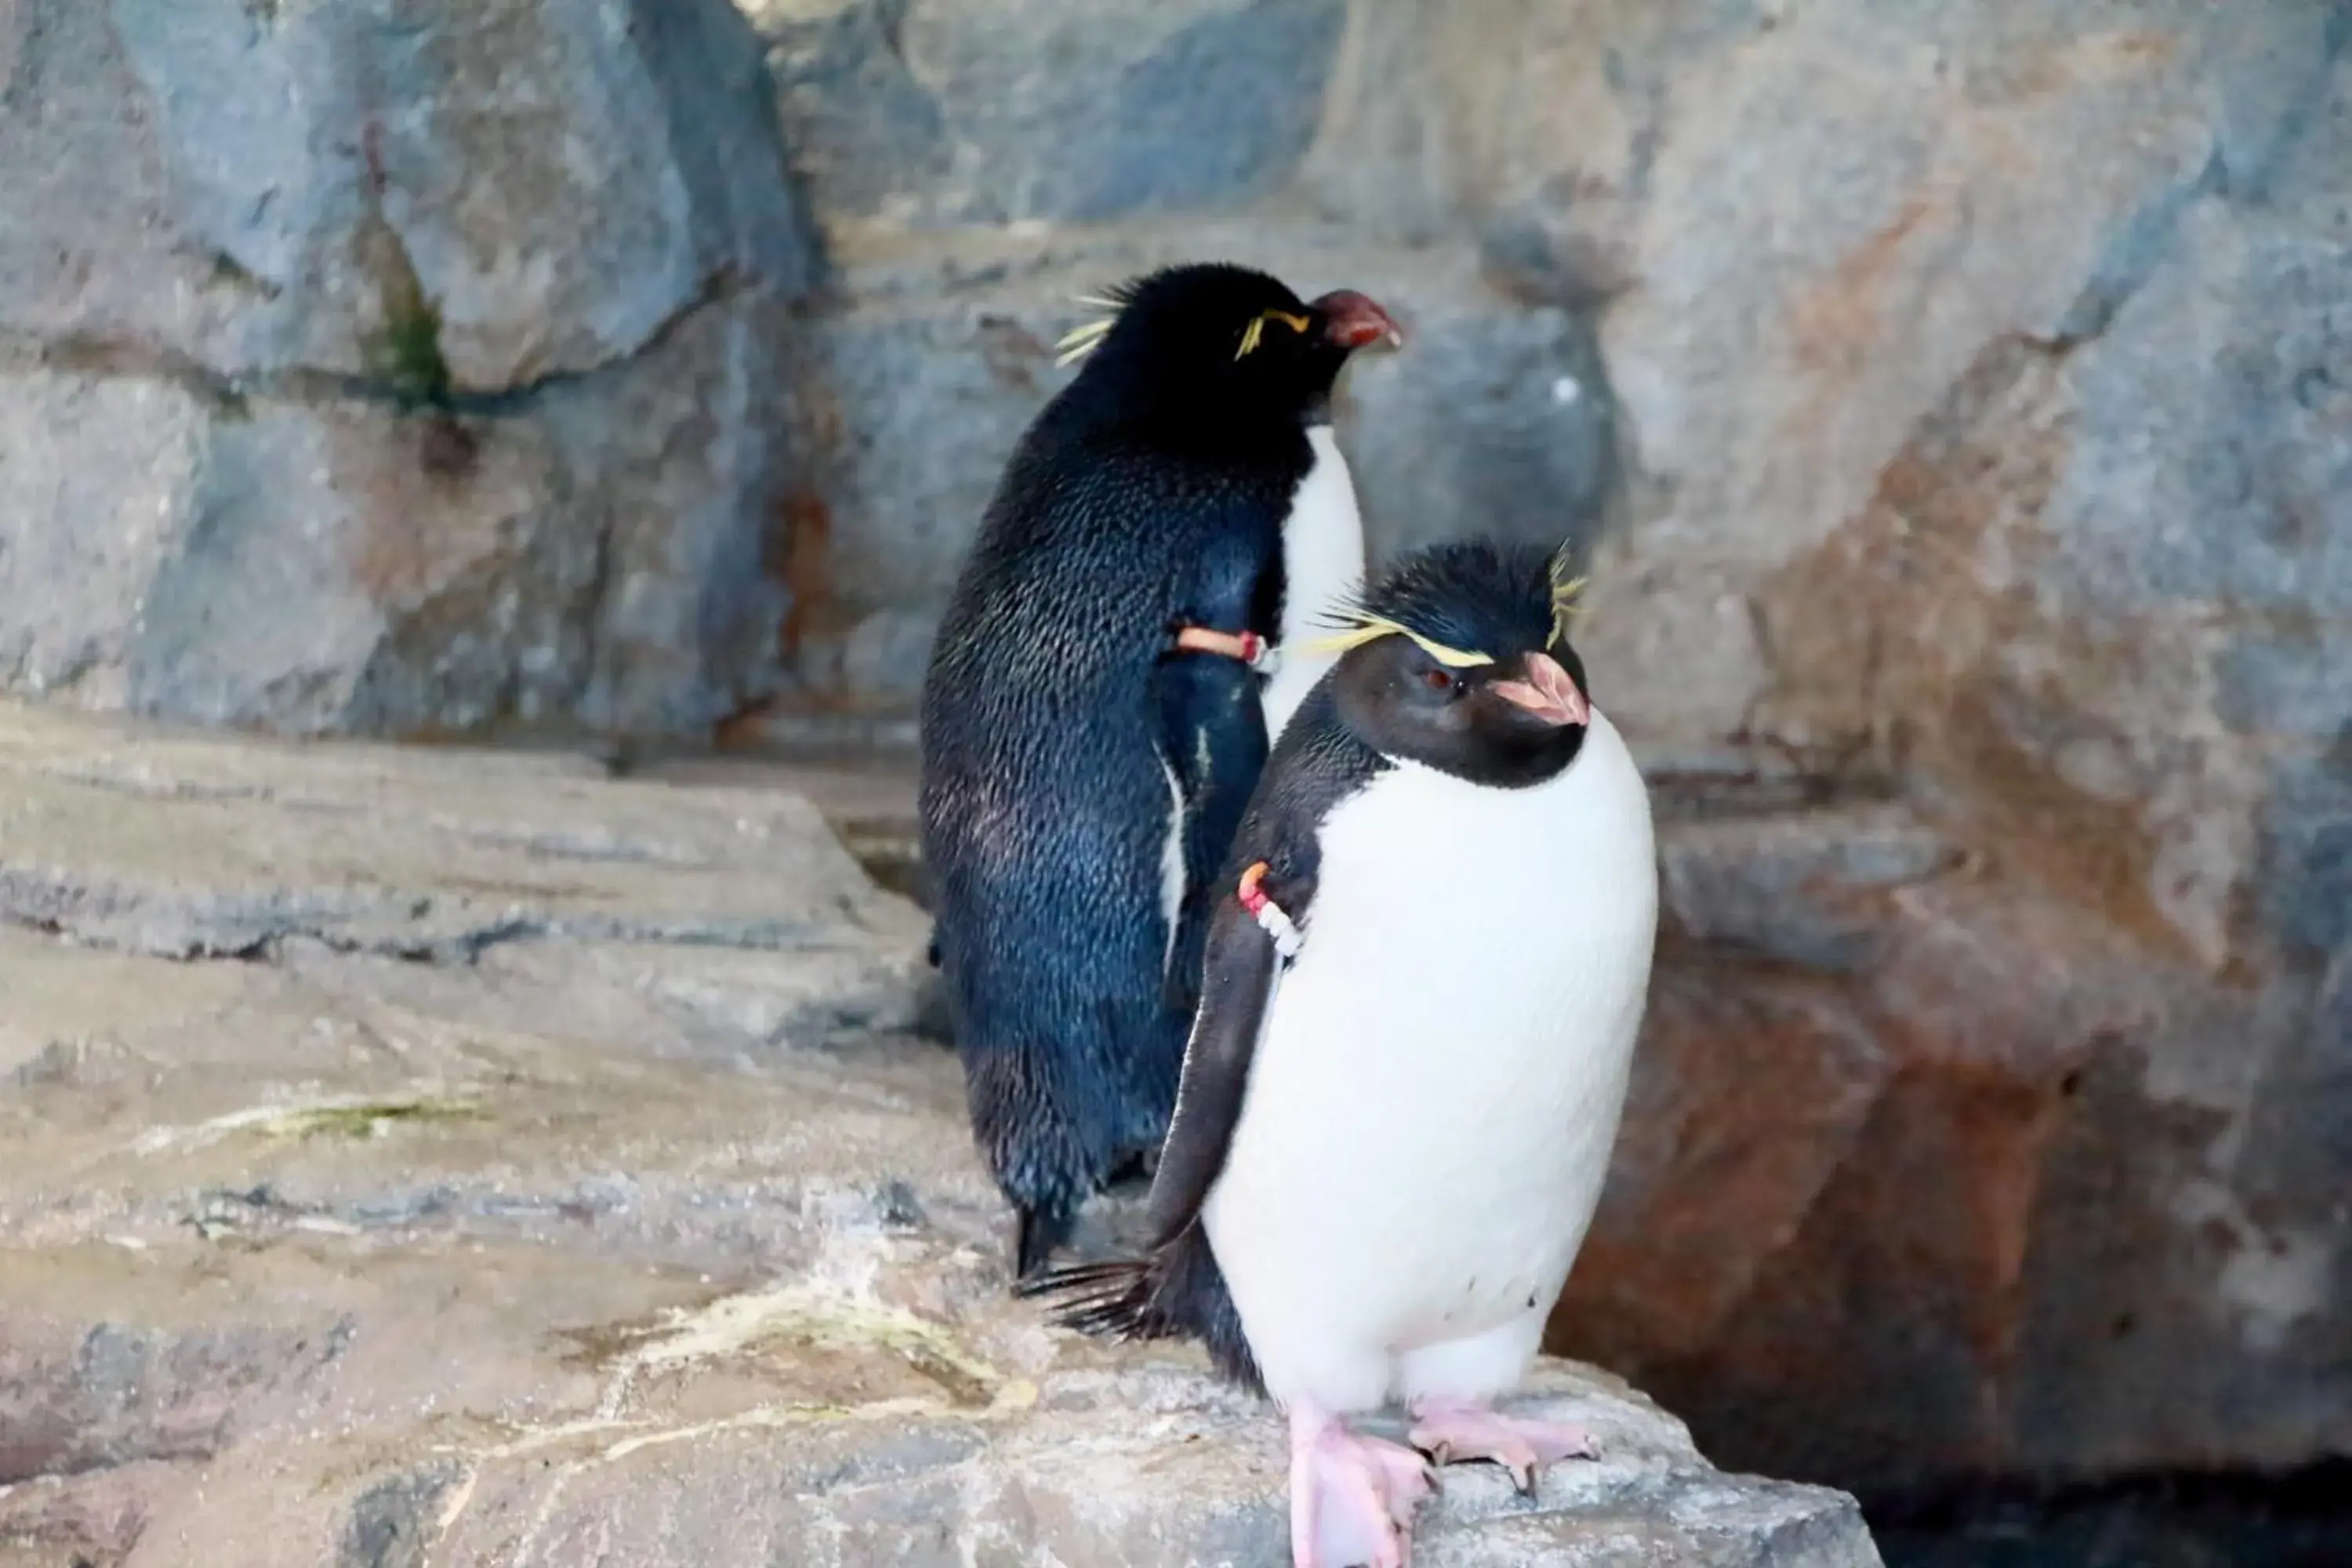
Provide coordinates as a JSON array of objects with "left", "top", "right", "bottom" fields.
[
  {"left": 1406, "top": 1399, "right": 1597, "bottom": 1497},
  {"left": 1288, "top": 1402, "right": 1436, "bottom": 1567}
]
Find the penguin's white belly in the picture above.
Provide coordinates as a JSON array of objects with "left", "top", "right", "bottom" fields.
[
  {"left": 1261, "top": 425, "right": 1365, "bottom": 742},
  {"left": 1202, "top": 714, "right": 1657, "bottom": 1410}
]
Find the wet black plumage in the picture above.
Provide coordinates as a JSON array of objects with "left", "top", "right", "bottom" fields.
[{"left": 918, "top": 262, "right": 1392, "bottom": 1278}]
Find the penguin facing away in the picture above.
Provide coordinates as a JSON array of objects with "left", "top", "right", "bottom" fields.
[
  {"left": 1021, "top": 539, "right": 1658, "bottom": 1568},
  {"left": 919, "top": 263, "right": 1401, "bottom": 1279}
]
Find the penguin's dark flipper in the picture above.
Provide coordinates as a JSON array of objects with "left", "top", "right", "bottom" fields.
[
  {"left": 1021, "top": 858, "right": 1294, "bottom": 1316},
  {"left": 1142, "top": 891, "right": 1283, "bottom": 1247}
]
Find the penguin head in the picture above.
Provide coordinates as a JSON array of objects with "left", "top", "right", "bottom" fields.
[
  {"left": 1057, "top": 263, "right": 1402, "bottom": 427},
  {"left": 1316, "top": 539, "right": 1595, "bottom": 788}
]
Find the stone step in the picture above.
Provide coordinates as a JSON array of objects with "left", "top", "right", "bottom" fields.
[{"left": 0, "top": 697, "right": 1883, "bottom": 1566}]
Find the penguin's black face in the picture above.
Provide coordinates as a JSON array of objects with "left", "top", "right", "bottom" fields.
[
  {"left": 1068, "top": 263, "right": 1403, "bottom": 428},
  {"left": 1323, "top": 539, "right": 1595, "bottom": 789},
  {"left": 1336, "top": 637, "right": 1591, "bottom": 786}
]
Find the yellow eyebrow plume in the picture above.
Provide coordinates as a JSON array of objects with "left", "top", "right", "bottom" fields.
[
  {"left": 1548, "top": 543, "right": 1588, "bottom": 645},
  {"left": 1054, "top": 317, "right": 1115, "bottom": 367},
  {"left": 1236, "top": 309, "right": 1312, "bottom": 359},
  {"left": 1298, "top": 615, "right": 1494, "bottom": 667},
  {"left": 1055, "top": 286, "right": 1138, "bottom": 368}
]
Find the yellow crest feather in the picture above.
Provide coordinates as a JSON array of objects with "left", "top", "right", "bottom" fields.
[
  {"left": 1295, "top": 621, "right": 1396, "bottom": 658},
  {"left": 1298, "top": 614, "right": 1494, "bottom": 668},
  {"left": 1547, "top": 543, "right": 1588, "bottom": 644},
  {"left": 1054, "top": 318, "right": 1114, "bottom": 368},
  {"left": 1055, "top": 288, "right": 1134, "bottom": 368},
  {"left": 1236, "top": 308, "right": 1314, "bottom": 360}
]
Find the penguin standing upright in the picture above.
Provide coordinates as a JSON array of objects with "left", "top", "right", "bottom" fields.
[
  {"left": 920, "top": 263, "right": 1400, "bottom": 1277},
  {"left": 1022, "top": 539, "right": 1658, "bottom": 1568}
]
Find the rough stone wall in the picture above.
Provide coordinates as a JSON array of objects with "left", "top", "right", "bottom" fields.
[
  {"left": 757, "top": 0, "right": 1620, "bottom": 704},
  {"left": 0, "top": 0, "right": 814, "bottom": 736}
]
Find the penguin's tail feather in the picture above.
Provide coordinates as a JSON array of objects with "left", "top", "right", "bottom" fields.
[
  {"left": 1014, "top": 1257, "right": 1171, "bottom": 1344},
  {"left": 1014, "top": 1227, "right": 1265, "bottom": 1396}
]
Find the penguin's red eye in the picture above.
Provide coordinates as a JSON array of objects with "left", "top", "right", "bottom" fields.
[{"left": 1421, "top": 666, "right": 1454, "bottom": 692}]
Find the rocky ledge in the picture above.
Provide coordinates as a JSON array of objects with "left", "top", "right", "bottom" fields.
[{"left": 0, "top": 701, "right": 1878, "bottom": 1567}]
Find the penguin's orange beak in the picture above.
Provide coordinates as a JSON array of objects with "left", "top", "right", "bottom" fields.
[
  {"left": 1491, "top": 652, "right": 1590, "bottom": 728},
  {"left": 1312, "top": 290, "right": 1404, "bottom": 350}
]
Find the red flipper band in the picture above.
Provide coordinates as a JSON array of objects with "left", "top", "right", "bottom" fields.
[
  {"left": 1175, "top": 626, "right": 1281, "bottom": 673},
  {"left": 1237, "top": 861, "right": 1303, "bottom": 960}
]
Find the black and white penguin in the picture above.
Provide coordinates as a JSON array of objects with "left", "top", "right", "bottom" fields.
[
  {"left": 920, "top": 263, "right": 1400, "bottom": 1278},
  {"left": 1021, "top": 539, "right": 1657, "bottom": 1568}
]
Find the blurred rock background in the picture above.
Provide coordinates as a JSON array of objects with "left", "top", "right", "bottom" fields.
[{"left": 2, "top": 0, "right": 2349, "bottom": 1537}]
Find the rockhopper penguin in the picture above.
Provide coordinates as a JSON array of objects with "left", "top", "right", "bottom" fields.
[
  {"left": 918, "top": 263, "right": 1401, "bottom": 1278},
  {"left": 1020, "top": 539, "right": 1658, "bottom": 1568}
]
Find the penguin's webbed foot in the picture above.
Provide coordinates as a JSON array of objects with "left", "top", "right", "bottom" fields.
[
  {"left": 1289, "top": 1401, "right": 1433, "bottom": 1568},
  {"left": 1406, "top": 1399, "right": 1596, "bottom": 1497}
]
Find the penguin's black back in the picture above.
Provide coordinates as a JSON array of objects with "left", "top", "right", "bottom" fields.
[{"left": 920, "top": 264, "right": 1330, "bottom": 1269}]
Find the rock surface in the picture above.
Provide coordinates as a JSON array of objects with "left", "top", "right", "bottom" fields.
[
  {"left": 0, "top": 0, "right": 813, "bottom": 736},
  {"left": 0, "top": 700, "right": 1880, "bottom": 1567}
]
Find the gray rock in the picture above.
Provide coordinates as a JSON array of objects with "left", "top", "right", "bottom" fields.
[
  {"left": 0, "top": 372, "right": 205, "bottom": 711},
  {"left": 1294, "top": 0, "right": 2348, "bottom": 747},
  {"left": 78, "top": 0, "right": 814, "bottom": 387},
  {"left": 1342, "top": 290, "right": 1616, "bottom": 564},
  {"left": 339, "top": 1467, "right": 466, "bottom": 1568},
  {"left": 1609, "top": 31, "right": 2352, "bottom": 1453},
  {"left": 790, "top": 266, "right": 1070, "bottom": 630},
  {"left": 2048, "top": 200, "right": 2352, "bottom": 619},
  {"left": 759, "top": 0, "right": 1344, "bottom": 227},
  {"left": 0, "top": 0, "right": 813, "bottom": 737},
  {"left": 2218, "top": 622, "right": 2352, "bottom": 742},
  {"left": 1, "top": 289, "right": 798, "bottom": 736},
  {"left": 757, "top": 0, "right": 956, "bottom": 220},
  {"left": 0, "top": 699, "right": 1881, "bottom": 1567},
  {"left": 834, "top": 606, "right": 946, "bottom": 706},
  {"left": 2259, "top": 750, "right": 2352, "bottom": 960},
  {"left": 1659, "top": 806, "right": 1954, "bottom": 973},
  {"left": 0, "top": 699, "right": 924, "bottom": 993}
]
